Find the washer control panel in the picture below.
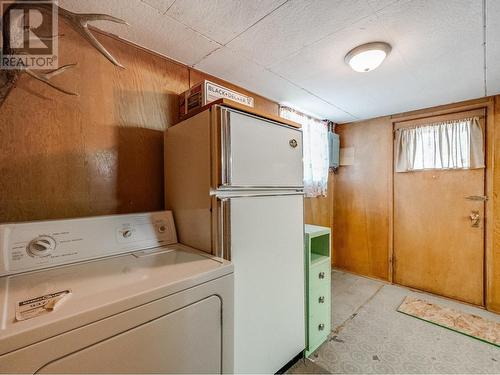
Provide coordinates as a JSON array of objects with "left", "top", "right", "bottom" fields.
[{"left": 0, "top": 211, "right": 177, "bottom": 276}]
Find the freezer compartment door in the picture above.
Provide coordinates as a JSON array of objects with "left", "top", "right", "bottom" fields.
[
  {"left": 220, "top": 108, "right": 303, "bottom": 189},
  {"left": 217, "top": 193, "right": 305, "bottom": 373}
]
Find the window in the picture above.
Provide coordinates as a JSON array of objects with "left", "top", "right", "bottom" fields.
[
  {"left": 395, "top": 117, "right": 484, "bottom": 173},
  {"left": 280, "top": 106, "right": 329, "bottom": 197}
]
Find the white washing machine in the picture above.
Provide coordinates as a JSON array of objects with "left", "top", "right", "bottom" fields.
[{"left": 0, "top": 211, "right": 234, "bottom": 374}]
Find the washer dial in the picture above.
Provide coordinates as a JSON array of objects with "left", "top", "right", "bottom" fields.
[{"left": 27, "top": 236, "right": 56, "bottom": 257}]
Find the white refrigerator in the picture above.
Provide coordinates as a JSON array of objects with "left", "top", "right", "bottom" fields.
[{"left": 165, "top": 104, "right": 305, "bottom": 373}]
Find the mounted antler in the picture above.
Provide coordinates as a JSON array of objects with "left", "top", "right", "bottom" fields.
[
  {"left": 25, "top": 63, "right": 78, "bottom": 95},
  {"left": 0, "top": 0, "right": 127, "bottom": 106},
  {"left": 55, "top": 9, "right": 128, "bottom": 68}
]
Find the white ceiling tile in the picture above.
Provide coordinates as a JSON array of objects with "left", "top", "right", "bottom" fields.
[
  {"left": 487, "top": 0, "right": 500, "bottom": 96},
  {"left": 375, "top": 0, "right": 482, "bottom": 69},
  {"left": 366, "top": 0, "right": 401, "bottom": 12},
  {"left": 270, "top": 13, "right": 420, "bottom": 119},
  {"left": 271, "top": 0, "right": 484, "bottom": 121},
  {"left": 59, "top": 0, "right": 220, "bottom": 66},
  {"left": 227, "top": 0, "right": 378, "bottom": 67},
  {"left": 195, "top": 47, "right": 356, "bottom": 122},
  {"left": 375, "top": 0, "right": 484, "bottom": 107},
  {"left": 58, "top": 0, "right": 489, "bottom": 122},
  {"left": 282, "top": 97, "right": 358, "bottom": 123},
  {"left": 140, "top": 0, "right": 176, "bottom": 14},
  {"left": 166, "top": 0, "right": 286, "bottom": 44}
]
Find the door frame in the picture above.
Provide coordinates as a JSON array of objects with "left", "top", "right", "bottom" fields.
[{"left": 388, "top": 97, "right": 495, "bottom": 308}]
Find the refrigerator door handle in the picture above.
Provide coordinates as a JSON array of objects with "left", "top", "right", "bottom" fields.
[
  {"left": 217, "top": 198, "right": 231, "bottom": 260},
  {"left": 220, "top": 108, "right": 232, "bottom": 187},
  {"left": 215, "top": 191, "right": 304, "bottom": 198}
]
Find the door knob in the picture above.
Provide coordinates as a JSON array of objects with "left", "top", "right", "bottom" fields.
[
  {"left": 318, "top": 323, "right": 325, "bottom": 331},
  {"left": 318, "top": 272, "right": 325, "bottom": 279},
  {"left": 470, "top": 210, "right": 481, "bottom": 227},
  {"left": 318, "top": 296, "right": 325, "bottom": 303}
]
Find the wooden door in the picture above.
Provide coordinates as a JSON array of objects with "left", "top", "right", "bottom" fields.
[{"left": 393, "top": 110, "right": 486, "bottom": 306}]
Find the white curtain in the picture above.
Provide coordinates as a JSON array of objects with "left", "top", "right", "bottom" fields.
[
  {"left": 395, "top": 117, "right": 484, "bottom": 173},
  {"left": 280, "top": 106, "right": 329, "bottom": 197}
]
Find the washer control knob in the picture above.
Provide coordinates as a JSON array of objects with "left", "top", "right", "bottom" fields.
[{"left": 27, "top": 236, "right": 56, "bottom": 257}]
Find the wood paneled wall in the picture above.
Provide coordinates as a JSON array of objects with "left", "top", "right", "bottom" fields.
[
  {"left": 490, "top": 96, "right": 500, "bottom": 312},
  {"left": 324, "top": 96, "right": 500, "bottom": 313},
  {"left": 332, "top": 117, "right": 392, "bottom": 281},
  {"left": 0, "top": 22, "right": 278, "bottom": 223}
]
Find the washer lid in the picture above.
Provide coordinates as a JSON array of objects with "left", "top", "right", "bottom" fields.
[{"left": 0, "top": 244, "right": 233, "bottom": 355}]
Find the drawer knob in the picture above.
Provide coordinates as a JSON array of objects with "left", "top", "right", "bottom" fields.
[
  {"left": 318, "top": 272, "right": 325, "bottom": 279},
  {"left": 318, "top": 296, "right": 325, "bottom": 303},
  {"left": 289, "top": 139, "right": 298, "bottom": 148},
  {"left": 318, "top": 323, "right": 325, "bottom": 331}
]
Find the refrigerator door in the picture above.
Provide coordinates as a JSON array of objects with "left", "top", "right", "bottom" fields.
[
  {"left": 216, "top": 192, "right": 305, "bottom": 373},
  {"left": 220, "top": 108, "right": 303, "bottom": 189}
]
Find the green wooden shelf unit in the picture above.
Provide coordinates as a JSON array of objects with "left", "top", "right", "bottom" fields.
[{"left": 304, "top": 224, "right": 331, "bottom": 357}]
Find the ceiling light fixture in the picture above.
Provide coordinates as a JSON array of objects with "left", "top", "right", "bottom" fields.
[{"left": 344, "top": 42, "right": 392, "bottom": 73}]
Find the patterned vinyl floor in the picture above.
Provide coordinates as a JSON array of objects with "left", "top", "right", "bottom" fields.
[{"left": 288, "top": 270, "right": 500, "bottom": 374}]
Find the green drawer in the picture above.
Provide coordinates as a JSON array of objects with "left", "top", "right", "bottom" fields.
[
  {"left": 304, "top": 224, "right": 331, "bottom": 357},
  {"left": 309, "top": 261, "right": 331, "bottom": 290},
  {"left": 308, "top": 307, "right": 330, "bottom": 351},
  {"left": 309, "top": 293, "right": 330, "bottom": 335},
  {"left": 310, "top": 282, "right": 330, "bottom": 314},
  {"left": 306, "top": 260, "right": 331, "bottom": 355}
]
